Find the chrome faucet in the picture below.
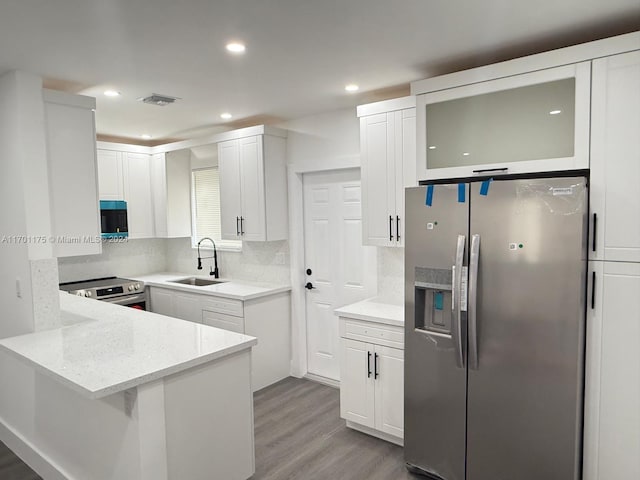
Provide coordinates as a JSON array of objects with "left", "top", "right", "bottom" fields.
[{"left": 197, "top": 237, "right": 219, "bottom": 278}]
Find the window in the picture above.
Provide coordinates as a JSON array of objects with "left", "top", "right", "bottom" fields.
[{"left": 191, "top": 167, "right": 241, "bottom": 251}]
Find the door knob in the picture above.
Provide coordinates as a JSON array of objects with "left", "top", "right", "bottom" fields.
[
  {"left": 306, "top": 268, "right": 312, "bottom": 275},
  {"left": 305, "top": 282, "right": 316, "bottom": 290}
]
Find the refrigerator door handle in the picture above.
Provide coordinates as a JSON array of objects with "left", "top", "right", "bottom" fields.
[
  {"left": 468, "top": 234, "right": 480, "bottom": 370},
  {"left": 452, "top": 234, "right": 466, "bottom": 369}
]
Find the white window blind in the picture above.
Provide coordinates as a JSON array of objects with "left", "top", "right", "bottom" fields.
[{"left": 192, "top": 168, "right": 221, "bottom": 241}]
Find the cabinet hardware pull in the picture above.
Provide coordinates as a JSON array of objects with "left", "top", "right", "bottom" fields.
[
  {"left": 389, "top": 216, "right": 394, "bottom": 241},
  {"left": 374, "top": 353, "right": 379, "bottom": 379},
  {"left": 591, "top": 271, "right": 596, "bottom": 310},
  {"left": 396, "top": 216, "right": 400, "bottom": 242},
  {"left": 367, "top": 351, "right": 372, "bottom": 378},
  {"left": 472, "top": 167, "right": 508, "bottom": 174},
  {"left": 240, "top": 216, "right": 245, "bottom": 235},
  {"left": 592, "top": 213, "right": 597, "bottom": 252},
  {"left": 236, "top": 216, "right": 240, "bottom": 236}
]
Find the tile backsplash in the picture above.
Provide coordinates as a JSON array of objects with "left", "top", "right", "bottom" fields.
[
  {"left": 57, "top": 238, "right": 292, "bottom": 285},
  {"left": 57, "top": 239, "right": 168, "bottom": 283},
  {"left": 166, "top": 238, "right": 291, "bottom": 284},
  {"left": 376, "top": 247, "right": 404, "bottom": 304}
]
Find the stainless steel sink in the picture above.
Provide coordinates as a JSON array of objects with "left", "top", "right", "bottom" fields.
[{"left": 168, "top": 277, "right": 227, "bottom": 287}]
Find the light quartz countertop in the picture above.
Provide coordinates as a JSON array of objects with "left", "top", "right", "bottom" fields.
[
  {"left": 334, "top": 297, "right": 404, "bottom": 327},
  {"left": 133, "top": 272, "right": 291, "bottom": 301},
  {"left": 0, "top": 292, "right": 257, "bottom": 400}
]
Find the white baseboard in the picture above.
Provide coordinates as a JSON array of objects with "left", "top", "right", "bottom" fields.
[
  {"left": 0, "top": 417, "right": 71, "bottom": 480},
  {"left": 304, "top": 372, "right": 340, "bottom": 389},
  {"left": 346, "top": 420, "right": 404, "bottom": 447}
]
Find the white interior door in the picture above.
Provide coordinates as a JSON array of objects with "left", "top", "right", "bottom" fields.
[{"left": 303, "top": 169, "right": 377, "bottom": 381}]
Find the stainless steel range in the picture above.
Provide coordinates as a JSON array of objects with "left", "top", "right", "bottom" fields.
[{"left": 59, "top": 277, "right": 147, "bottom": 310}]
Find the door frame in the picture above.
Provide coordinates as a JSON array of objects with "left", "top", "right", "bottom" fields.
[{"left": 287, "top": 156, "right": 360, "bottom": 381}]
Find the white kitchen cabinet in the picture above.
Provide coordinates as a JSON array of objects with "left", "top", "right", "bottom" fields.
[
  {"left": 583, "top": 261, "right": 640, "bottom": 480},
  {"left": 589, "top": 50, "right": 640, "bottom": 263},
  {"left": 122, "top": 152, "right": 154, "bottom": 239},
  {"left": 150, "top": 151, "right": 192, "bottom": 238},
  {"left": 218, "top": 132, "right": 288, "bottom": 242},
  {"left": 414, "top": 62, "right": 591, "bottom": 180},
  {"left": 338, "top": 315, "right": 404, "bottom": 445},
  {"left": 173, "top": 291, "right": 203, "bottom": 324},
  {"left": 44, "top": 90, "right": 101, "bottom": 257},
  {"left": 149, "top": 287, "right": 174, "bottom": 317},
  {"left": 341, "top": 338, "right": 376, "bottom": 428},
  {"left": 96, "top": 149, "right": 124, "bottom": 200},
  {"left": 97, "top": 148, "right": 156, "bottom": 239},
  {"left": 148, "top": 285, "right": 291, "bottom": 391},
  {"left": 358, "top": 97, "right": 416, "bottom": 247}
]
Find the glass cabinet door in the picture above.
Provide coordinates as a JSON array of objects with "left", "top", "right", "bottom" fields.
[{"left": 416, "top": 62, "right": 591, "bottom": 180}]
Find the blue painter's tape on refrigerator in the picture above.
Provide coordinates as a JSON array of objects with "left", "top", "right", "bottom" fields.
[
  {"left": 480, "top": 179, "right": 493, "bottom": 196},
  {"left": 426, "top": 185, "right": 434, "bottom": 206},
  {"left": 458, "top": 184, "right": 466, "bottom": 203}
]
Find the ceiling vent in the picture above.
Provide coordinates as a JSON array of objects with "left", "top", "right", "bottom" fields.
[{"left": 139, "top": 94, "right": 180, "bottom": 106}]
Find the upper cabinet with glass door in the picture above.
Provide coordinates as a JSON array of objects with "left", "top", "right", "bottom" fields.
[{"left": 414, "top": 62, "right": 591, "bottom": 180}]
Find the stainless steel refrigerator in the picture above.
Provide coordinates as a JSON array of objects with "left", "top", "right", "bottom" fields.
[{"left": 404, "top": 174, "right": 588, "bottom": 480}]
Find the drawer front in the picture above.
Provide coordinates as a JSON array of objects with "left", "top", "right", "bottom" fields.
[
  {"left": 200, "top": 296, "right": 244, "bottom": 317},
  {"left": 340, "top": 317, "right": 404, "bottom": 350},
  {"left": 202, "top": 310, "right": 245, "bottom": 334}
]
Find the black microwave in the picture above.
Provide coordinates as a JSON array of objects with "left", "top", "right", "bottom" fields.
[{"left": 100, "top": 201, "right": 128, "bottom": 238}]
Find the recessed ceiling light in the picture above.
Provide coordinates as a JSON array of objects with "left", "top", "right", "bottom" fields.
[
  {"left": 428, "top": 145, "right": 437, "bottom": 150},
  {"left": 549, "top": 109, "right": 562, "bottom": 115},
  {"left": 141, "top": 134, "right": 152, "bottom": 140},
  {"left": 104, "top": 90, "right": 121, "bottom": 97},
  {"left": 220, "top": 112, "right": 233, "bottom": 120},
  {"left": 345, "top": 84, "right": 359, "bottom": 92},
  {"left": 226, "top": 42, "right": 246, "bottom": 54},
  {"left": 463, "top": 152, "right": 470, "bottom": 156}
]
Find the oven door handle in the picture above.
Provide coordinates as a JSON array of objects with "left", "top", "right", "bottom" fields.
[{"left": 102, "top": 293, "right": 147, "bottom": 305}]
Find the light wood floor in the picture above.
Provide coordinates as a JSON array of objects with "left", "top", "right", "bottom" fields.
[
  {"left": 0, "top": 377, "right": 420, "bottom": 480},
  {"left": 252, "top": 377, "right": 420, "bottom": 480},
  {"left": 0, "top": 440, "right": 40, "bottom": 480}
]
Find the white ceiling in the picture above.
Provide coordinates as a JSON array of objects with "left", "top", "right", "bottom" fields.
[{"left": 1, "top": 0, "right": 639, "bottom": 144}]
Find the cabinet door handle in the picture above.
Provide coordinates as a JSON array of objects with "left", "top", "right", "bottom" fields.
[
  {"left": 374, "top": 353, "right": 379, "bottom": 379},
  {"left": 367, "top": 351, "right": 372, "bottom": 378},
  {"left": 592, "top": 213, "right": 597, "bottom": 252},
  {"left": 396, "top": 215, "right": 400, "bottom": 242},
  {"left": 240, "top": 216, "right": 244, "bottom": 235},
  {"left": 472, "top": 167, "right": 508, "bottom": 174},
  {"left": 389, "top": 216, "right": 394, "bottom": 241},
  {"left": 591, "top": 271, "right": 596, "bottom": 310},
  {"left": 236, "top": 216, "right": 240, "bottom": 236}
]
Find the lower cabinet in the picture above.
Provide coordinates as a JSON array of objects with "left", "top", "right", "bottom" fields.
[
  {"left": 149, "top": 286, "right": 291, "bottom": 392},
  {"left": 338, "top": 317, "right": 404, "bottom": 445},
  {"left": 583, "top": 261, "right": 640, "bottom": 480}
]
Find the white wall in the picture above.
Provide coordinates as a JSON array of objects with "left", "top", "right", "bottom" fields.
[{"left": 0, "top": 70, "right": 61, "bottom": 338}]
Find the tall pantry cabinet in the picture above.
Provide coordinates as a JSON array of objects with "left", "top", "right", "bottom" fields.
[{"left": 584, "top": 49, "right": 640, "bottom": 480}]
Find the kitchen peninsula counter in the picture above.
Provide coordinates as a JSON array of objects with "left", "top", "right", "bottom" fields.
[{"left": 0, "top": 292, "right": 256, "bottom": 480}]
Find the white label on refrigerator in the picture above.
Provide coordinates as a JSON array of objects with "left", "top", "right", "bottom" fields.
[
  {"left": 426, "top": 222, "right": 434, "bottom": 230},
  {"left": 552, "top": 187, "right": 573, "bottom": 196},
  {"left": 460, "top": 266, "right": 468, "bottom": 311}
]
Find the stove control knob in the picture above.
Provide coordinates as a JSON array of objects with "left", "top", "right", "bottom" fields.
[
  {"left": 77, "top": 290, "right": 84, "bottom": 297},
  {"left": 128, "top": 285, "right": 134, "bottom": 291},
  {"left": 135, "top": 283, "right": 140, "bottom": 290},
  {"left": 85, "top": 291, "right": 92, "bottom": 297}
]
